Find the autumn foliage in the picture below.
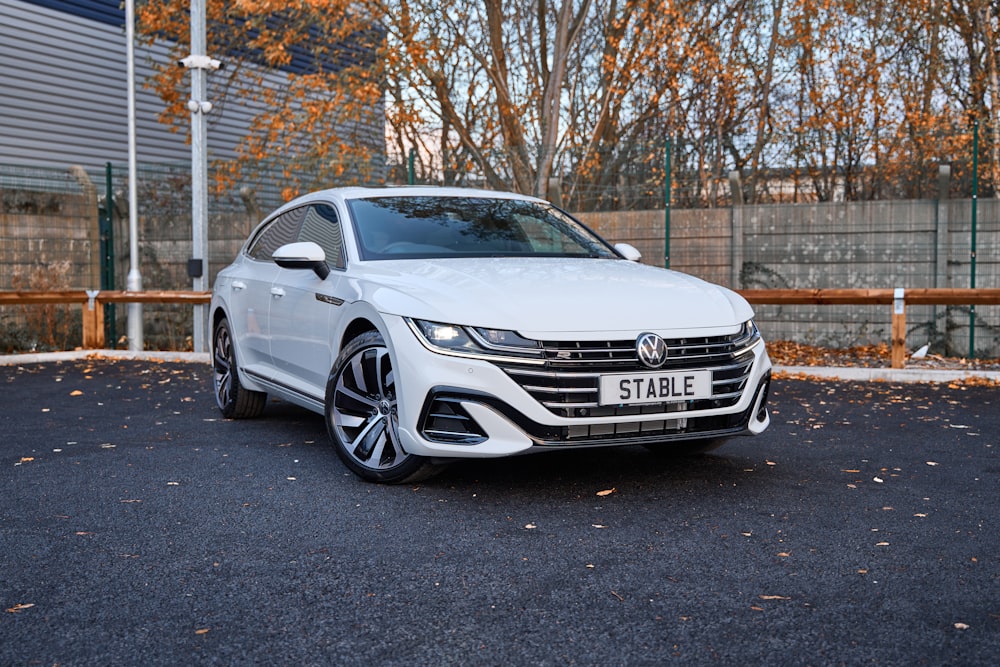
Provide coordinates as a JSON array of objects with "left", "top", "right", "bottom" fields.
[{"left": 137, "top": 0, "right": 1000, "bottom": 206}]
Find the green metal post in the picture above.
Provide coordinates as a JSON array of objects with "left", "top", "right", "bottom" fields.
[
  {"left": 664, "top": 138, "right": 671, "bottom": 269},
  {"left": 970, "top": 120, "right": 979, "bottom": 358},
  {"left": 408, "top": 148, "right": 416, "bottom": 185},
  {"left": 103, "top": 162, "right": 117, "bottom": 347}
]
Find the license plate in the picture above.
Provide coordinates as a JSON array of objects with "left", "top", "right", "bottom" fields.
[{"left": 598, "top": 370, "right": 712, "bottom": 406}]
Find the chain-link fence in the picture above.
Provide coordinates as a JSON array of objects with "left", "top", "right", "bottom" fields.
[{"left": 392, "top": 125, "right": 993, "bottom": 209}]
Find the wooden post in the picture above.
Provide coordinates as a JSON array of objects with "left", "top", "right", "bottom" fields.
[
  {"left": 82, "top": 291, "right": 105, "bottom": 349},
  {"left": 891, "top": 288, "right": 906, "bottom": 369}
]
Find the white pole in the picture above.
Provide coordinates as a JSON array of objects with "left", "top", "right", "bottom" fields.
[
  {"left": 125, "top": 0, "right": 143, "bottom": 351},
  {"left": 190, "top": 0, "right": 209, "bottom": 353}
]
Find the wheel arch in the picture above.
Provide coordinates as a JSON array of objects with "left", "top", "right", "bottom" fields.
[
  {"left": 209, "top": 303, "right": 231, "bottom": 357},
  {"left": 339, "top": 316, "right": 380, "bottom": 355}
]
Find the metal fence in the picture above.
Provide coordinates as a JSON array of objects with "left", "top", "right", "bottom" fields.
[{"left": 2, "top": 150, "right": 999, "bottom": 356}]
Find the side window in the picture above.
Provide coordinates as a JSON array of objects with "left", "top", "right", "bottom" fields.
[
  {"left": 298, "top": 204, "right": 345, "bottom": 269},
  {"left": 247, "top": 208, "right": 307, "bottom": 261}
]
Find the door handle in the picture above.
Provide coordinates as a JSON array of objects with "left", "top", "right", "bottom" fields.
[
  {"left": 232, "top": 280, "right": 247, "bottom": 291},
  {"left": 270, "top": 287, "right": 285, "bottom": 298}
]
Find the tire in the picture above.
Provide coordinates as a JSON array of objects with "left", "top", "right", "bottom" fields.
[
  {"left": 213, "top": 317, "right": 267, "bottom": 419},
  {"left": 325, "top": 331, "right": 439, "bottom": 484},
  {"left": 643, "top": 437, "right": 729, "bottom": 457}
]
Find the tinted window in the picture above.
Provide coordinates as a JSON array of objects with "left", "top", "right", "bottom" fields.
[
  {"left": 298, "top": 204, "right": 345, "bottom": 269},
  {"left": 346, "top": 196, "right": 617, "bottom": 260},
  {"left": 247, "top": 208, "right": 306, "bottom": 261}
]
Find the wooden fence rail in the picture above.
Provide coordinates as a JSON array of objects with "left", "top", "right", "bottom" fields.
[
  {"left": 3, "top": 288, "right": 1000, "bottom": 367},
  {"left": 0, "top": 290, "right": 211, "bottom": 350}
]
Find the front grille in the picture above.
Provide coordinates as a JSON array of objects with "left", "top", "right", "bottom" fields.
[{"left": 496, "top": 331, "right": 759, "bottom": 419}]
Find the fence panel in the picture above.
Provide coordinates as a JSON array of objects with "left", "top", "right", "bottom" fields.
[{"left": 2, "top": 162, "right": 999, "bottom": 356}]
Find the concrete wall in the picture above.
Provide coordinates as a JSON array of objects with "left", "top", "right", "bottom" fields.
[{"left": 2, "top": 184, "right": 998, "bottom": 355}]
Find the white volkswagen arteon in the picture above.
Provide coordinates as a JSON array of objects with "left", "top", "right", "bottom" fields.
[{"left": 210, "top": 187, "right": 771, "bottom": 483}]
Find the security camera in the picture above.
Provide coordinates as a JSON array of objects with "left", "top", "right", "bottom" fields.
[
  {"left": 187, "top": 99, "right": 214, "bottom": 114},
  {"left": 178, "top": 55, "right": 225, "bottom": 71}
]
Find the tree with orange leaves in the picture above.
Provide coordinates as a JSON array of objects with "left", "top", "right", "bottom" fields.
[
  {"left": 137, "top": 0, "right": 386, "bottom": 200},
  {"left": 136, "top": 0, "right": 998, "bottom": 206}
]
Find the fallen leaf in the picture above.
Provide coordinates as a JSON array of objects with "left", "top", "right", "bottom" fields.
[
  {"left": 954, "top": 623, "right": 970, "bottom": 631},
  {"left": 842, "top": 469, "right": 861, "bottom": 473},
  {"left": 6, "top": 603, "right": 34, "bottom": 614},
  {"left": 873, "top": 476, "right": 884, "bottom": 483},
  {"left": 758, "top": 595, "right": 791, "bottom": 601},
  {"left": 777, "top": 552, "right": 790, "bottom": 558},
  {"left": 926, "top": 461, "right": 939, "bottom": 466},
  {"left": 195, "top": 628, "right": 211, "bottom": 635},
  {"left": 592, "top": 524, "right": 608, "bottom": 529},
  {"left": 596, "top": 488, "right": 616, "bottom": 497},
  {"left": 69, "top": 390, "right": 83, "bottom": 397},
  {"left": 524, "top": 523, "right": 536, "bottom": 529},
  {"left": 876, "top": 541, "right": 890, "bottom": 547}
]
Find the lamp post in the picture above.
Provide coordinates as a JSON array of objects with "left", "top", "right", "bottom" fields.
[
  {"left": 180, "top": 0, "right": 223, "bottom": 353},
  {"left": 125, "top": 0, "right": 143, "bottom": 351}
]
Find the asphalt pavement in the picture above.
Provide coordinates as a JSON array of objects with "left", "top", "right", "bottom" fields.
[{"left": 1, "top": 356, "right": 998, "bottom": 666}]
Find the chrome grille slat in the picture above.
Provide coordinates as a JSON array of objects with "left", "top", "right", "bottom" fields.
[
  {"left": 542, "top": 400, "right": 600, "bottom": 409},
  {"left": 524, "top": 385, "right": 594, "bottom": 395},
  {"left": 499, "top": 330, "right": 759, "bottom": 418},
  {"left": 710, "top": 390, "right": 745, "bottom": 400}
]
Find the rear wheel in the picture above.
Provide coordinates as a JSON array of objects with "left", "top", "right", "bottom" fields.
[
  {"left": 213, "top": 317, "right": 267, "bottom": 419},
  {"left": 325, "top": 331, "right": 440, "bottom": 484}
]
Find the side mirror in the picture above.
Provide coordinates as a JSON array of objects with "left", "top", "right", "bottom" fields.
[
  {"left": 273, "top": 241, "right": 330, "bottom": 280},
  {"left": 614, "top": 242, "right": 642, "bottom": 262}
]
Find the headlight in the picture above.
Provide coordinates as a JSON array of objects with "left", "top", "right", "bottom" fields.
[
  {"left": 734, "top": 319, "right": 762, "bottom": 349},
  {"left": 471, "top": 328, "right": 539, "bottom": 350},
  {"left": 408, "top": 319, "right": 543, "bottom": 360},
  {"left": 412, "top": 320, "right": 478, "bottom": 352}
]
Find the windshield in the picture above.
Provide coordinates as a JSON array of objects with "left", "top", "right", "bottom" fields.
[{"left": 346, "top": 196, "right": 619, "bottom": 260}]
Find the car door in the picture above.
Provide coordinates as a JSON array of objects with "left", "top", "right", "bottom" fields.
[
  {"left": 236, "top": 209, "right": 306, "bottom": 373},
  {"left": 268, "top": 203, "right": 349, "bottom": 395}
]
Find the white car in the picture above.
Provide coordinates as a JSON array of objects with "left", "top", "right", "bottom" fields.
[{"left": 210, "top": 187, "right": 771, "bottom": 483}]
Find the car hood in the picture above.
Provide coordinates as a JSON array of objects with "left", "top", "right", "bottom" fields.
[{"left": 350, "top": 257, "right": 753, "bottom": 337}]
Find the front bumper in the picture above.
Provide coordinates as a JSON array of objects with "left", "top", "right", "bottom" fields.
[{"left": 384, "top": 316, "right": 772, "bottom": 459}]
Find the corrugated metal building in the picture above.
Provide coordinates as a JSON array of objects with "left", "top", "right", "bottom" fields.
[{"left": 0, "top": 0, "right": 384, "bottom": 179}]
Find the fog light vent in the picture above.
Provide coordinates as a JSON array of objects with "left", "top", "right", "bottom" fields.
[{"left": 421, "top": 398, "right": 488, "bottom": 445}]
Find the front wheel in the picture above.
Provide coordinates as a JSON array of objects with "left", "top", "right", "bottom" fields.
[{"left": 325, "top": 331, "right": 440, "bottom": 484}]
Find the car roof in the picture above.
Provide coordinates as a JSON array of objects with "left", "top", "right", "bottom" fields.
[{"left": 273, "top": 186, "right": 547, "bottom": 215}]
